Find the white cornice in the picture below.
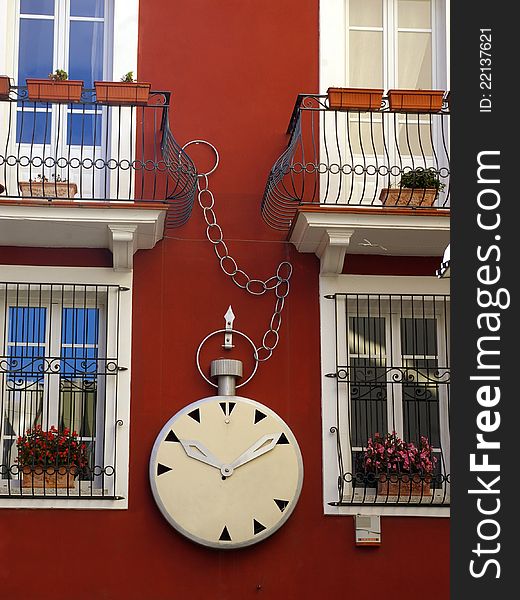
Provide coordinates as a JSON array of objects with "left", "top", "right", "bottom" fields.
[
  {"left": 289, "top": 209, "right": 450, "bottom": 274},
  {"left": 0, "top": 203, "right": 166, "bottom": 270}
]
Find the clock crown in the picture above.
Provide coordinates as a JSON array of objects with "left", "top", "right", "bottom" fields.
[{"left": 210, "top": 358, "right": 243, "bottom": 396}]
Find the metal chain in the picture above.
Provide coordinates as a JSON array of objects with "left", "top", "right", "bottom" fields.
[{"left": 196, "top": 172, "right": 292, "bottom": 362}]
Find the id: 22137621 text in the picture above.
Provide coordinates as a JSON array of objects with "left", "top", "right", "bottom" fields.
[{"left": 480, "top": 29, "right": 492, "bottom": 113}]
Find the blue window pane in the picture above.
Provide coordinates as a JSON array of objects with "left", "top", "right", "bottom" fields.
[
  {"left": 69, "top": 21, "right": 104, "bottom": 88},
  {"left": 61, "top": 308, "right": 99, "bottom": 379},
  {"left": 70, "top": 0, "right": 104, "bottom": 18},
  {"left": 67, "top": 111, "right": 102, "bottom": 146},
  {"left": 18, "top": 18, "right": 54, "bottom": 82},
  {"left": 8, "top": 307, "right": 46, "bottom": 344},
  {"left": 7, "top": 346, "right": 45, "bottom": 382},
  {"left": 61, "top": 347, "right": 98, "bottom": 377},
  {"left": 20, "top": 0, "right": 54, "bottom": 15},
  {"left": 62, "top": 308, "right": 99, "bottom": 345},
  {"left": 16, "top": 109, "right": 52, "bottom": 144}
]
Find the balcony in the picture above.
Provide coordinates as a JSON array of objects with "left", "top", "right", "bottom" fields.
[
  {"left": 0, "top": 86, "right": 197, "bottom": 268},
  {"left": 262, "top": 92, "right": 451, "bottom": 271}
]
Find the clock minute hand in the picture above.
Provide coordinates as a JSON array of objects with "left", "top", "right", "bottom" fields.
[
  {"left": 228, "top": 433, "right": 282, "bottom": 471},
  {"left": 179, "top": 439, "right": 223, "bottom": 469}
]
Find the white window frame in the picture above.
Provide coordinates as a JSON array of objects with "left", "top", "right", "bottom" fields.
[
  {"left": 13, "top": 1, "right": 112, "bottom": 159},
  {"left": 320, "top": 0, "right": 450, "bottom": 93},
  {"left": 0, "top": 0, "right": 140, "bottom": 200},
  {"left": 0, "top": 264, "right": 132, "bottom": 510},
  {"left": 321, "top": 274, "right": 450, "bottom": 517}
]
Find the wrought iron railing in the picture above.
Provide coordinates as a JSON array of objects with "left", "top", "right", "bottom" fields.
[
  {"left": 0, "top": 87, "right": 197, "bottom": 228},
  {"left": 0, "top": 282, "right": 124, "bottom": 498},
  {"left": 326, "top": 292, "right": 450, "bottom": 506},
  {"left": 261, "top": 92, "right": 450, "bottom": 230}
]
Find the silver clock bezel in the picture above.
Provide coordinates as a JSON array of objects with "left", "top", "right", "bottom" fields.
[{"left": 149, "top": 395, "right": 304, "bottom": 549}]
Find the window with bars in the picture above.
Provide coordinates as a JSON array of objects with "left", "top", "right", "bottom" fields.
[
  {"left": 0, "top": 282, "right": 122, "bottom": 498},
  {"left": 329, "top": 293, "right": 450, "bottom": 505}
]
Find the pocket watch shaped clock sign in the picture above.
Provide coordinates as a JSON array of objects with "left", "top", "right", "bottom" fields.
[{"left": 149, "top": 395, "right": 304, "bottom": 549}]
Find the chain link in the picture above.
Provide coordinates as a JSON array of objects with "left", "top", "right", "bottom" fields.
[{"left": 196, "top": 175, "right": 292, "bottom": 362}]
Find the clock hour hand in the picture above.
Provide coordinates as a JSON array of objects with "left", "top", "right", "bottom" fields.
[
  {"left": 179, "top": 439, "right": 223, "bottom": 469},
  {"left": 226, "top": 433, "right": 282, "bottom": 472}
]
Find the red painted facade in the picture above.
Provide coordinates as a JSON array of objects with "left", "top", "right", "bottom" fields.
[{"left": 0, "top": 1, "right": 449, "bottom": 598}]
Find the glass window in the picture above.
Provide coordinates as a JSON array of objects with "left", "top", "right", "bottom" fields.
[
  {"left": 70, "top": 0, "right": 105, "bottom": 18},
  {"left": 20, "top": 0, "right": 54, "bottom": 16},
  {"left": 69, "top": 20, "right": 104, "bottom": 87},
  {"left": 67, "top": 111, "right": 102, "bottom": 146},
  {"left": 16, "top": 110, "right": 52, "bottom": 145},
  {"left": 0, "top": 283, "right": 121, "bottom": 498},
  {"left": 397, "top": 31, "right": 432, "bottom": 88},
  {"left": 398, "top": 0, "right": 431, "bottom": 29},
  {"left": 18, "top": 18, "right": 54, "bottom": 82},
  {"left": 347, "top": 0, "right": 435, "bottom": 90},
  {"left": 348, "top": 31, "right": 384, "bottom": 88},
  {"left": 350, "top": 0, "right": 383, "bottom": 27},
  {"left": 336, "top": 294, "right": 450, "bottom": 504},
  {"left": 16, "top": 1, "right": 109, "bottom": 148}
]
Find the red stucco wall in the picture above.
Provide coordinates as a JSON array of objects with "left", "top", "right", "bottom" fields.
[{"left": 0, "top": 2, "right": 449, "bottom": 599}]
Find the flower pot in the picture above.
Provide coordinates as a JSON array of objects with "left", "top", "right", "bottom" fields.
[
  {"left": 94, "top": 81, "right": 151, "bottom": 105},
  {"left": 22, "top": 466, "right": 76, "bottom": 489},
  {"left": 26, "top": 78, "right": 84, "bottom": 103},
  {"left": 379, "top": 187, "right": 438, "bottom": 207},
  {"left": 387, "top": 89, "right": 445, "bottom": 112},
  {"left": 377, "top": 473, "right": 431, "bottom": 496},
  {"left": 327, "top": 87, "right": 383, "bottom": 111},
  {"left": 19, "top": 180, "right": 78, "bottom": 200},
  {"left": 0, "top": 75, "right": 11, "bottom": 100}
]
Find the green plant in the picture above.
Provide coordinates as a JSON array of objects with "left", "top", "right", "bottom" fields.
[
  {"left": 120, "top": 71, "right": 135, "bottom": 83},
  {"left": 399, "top": 168, "right": 445, "bottom": 192},
  {"left": 361, "top": 431, "right": 437, "bottom": 475},
  {"left": 17, "top": 425, "right": 88, "bottom": 469},
  {"left": 48, "top": 69, "right": 68, "bottom": 81},
  {"left": 31, "top": 174, "right": 67, "bottom": 183}
]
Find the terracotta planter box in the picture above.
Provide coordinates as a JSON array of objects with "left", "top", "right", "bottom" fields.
[
  {"left": 377, "top": 473, "right": 432, "bottom": 496},
  {"left": 0, "top": 75, "right": 11, "bottom": 100},
  {"left": 19, "top": 181, "right": 78, "bottom": 200},
  {"left": 379, "top": 187, "right": 438, "bottom": 207},
  {"left": 26, "top": 78, "right": 84, "bottom": 103},
  {"left": 387, "top": 89, "right": 445, "bottom": 112},
  {"left": 327, "top": 87, "right": 383, "bottom": 111},
  {"left": 94, "top": 81, "right": 151, "bottom": 105},
  {"left": 22, "top": 466, "right": 76, "bottom": 489}
]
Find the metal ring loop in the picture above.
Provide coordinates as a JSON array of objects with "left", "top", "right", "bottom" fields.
[
  {"left": 196, "top": 328, "right": 259, "bottom": 389},
  {"left": 182, "top": 139, "right": 220, "bottom": 178}
]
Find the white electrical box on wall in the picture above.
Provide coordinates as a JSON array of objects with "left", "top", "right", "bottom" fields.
[{"left": 354, "top": 514, "right": 381, "bottom": 546}]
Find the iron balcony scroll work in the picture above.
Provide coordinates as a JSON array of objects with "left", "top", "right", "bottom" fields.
[{"left": 149, "top": 310, "right": 304, "bottom": 549}]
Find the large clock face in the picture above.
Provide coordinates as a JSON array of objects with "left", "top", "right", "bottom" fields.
[{"left": 149, "top": 395, "right": 304, "bottom": 549}]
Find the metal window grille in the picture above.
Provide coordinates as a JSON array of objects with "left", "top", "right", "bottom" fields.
[
  {"left": 0, "top": 282, "right": 123, "bottom": 498},
  {"left": 327, "top": 293, "right": 450, "bottom": 506}
]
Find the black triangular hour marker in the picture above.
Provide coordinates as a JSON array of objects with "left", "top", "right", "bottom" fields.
[
  {"left": 219, "top": 526, "right": 232, "bottom": 541},
  {"left": 165, "top": 430, "right": 179, "bottom": 442},
  {"left": 219, "top": 402, "right": 236, "bottom": 416},
  {"left": 157, "top": 463, "right": 173, "bottom": 476},
  {"left": 277, "top": 432, "right": 290, "bottom": 444},
  {"left": 188, "top": 408, "right": 200, "bottom": 423},
  {"left": 253, "top": 519, "right": 267, "bottom": 535},
  {"left": 254, "top": 409, "right": 267, "bottom": 424},
  {"left": 274, "top": 499, "right": 289, "bottom": 512}
]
